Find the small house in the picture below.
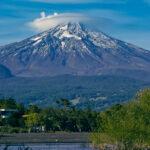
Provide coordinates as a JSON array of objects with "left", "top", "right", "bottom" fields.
[{"left": 0, "top": 109, "right": 18, "bottom": 118}]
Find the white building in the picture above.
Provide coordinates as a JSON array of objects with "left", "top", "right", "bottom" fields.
[{"left": 0, "top": 109, "right": 18, "bottom": 118}]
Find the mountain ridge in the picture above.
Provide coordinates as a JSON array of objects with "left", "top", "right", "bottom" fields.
[{"left": 0, "top": 23, "right": 150, "bottom": 80}]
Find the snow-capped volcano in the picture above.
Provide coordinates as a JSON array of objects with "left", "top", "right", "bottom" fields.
[
  {"left": 30, "top": 23, "right": 119, "bottom": 52},
  {"left": 0, "top": 23, "right": 150, "bottom": 80}
]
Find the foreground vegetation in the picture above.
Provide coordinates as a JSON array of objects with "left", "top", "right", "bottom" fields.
[
  {"left": 0, "top": 98, "right": 98, "bottom": 133},
  {"left": 0, "top": 89, "right": 150, "bottom": 149},
  {"left": 90, "top": 89, "right": 150, "bottom": 149}
]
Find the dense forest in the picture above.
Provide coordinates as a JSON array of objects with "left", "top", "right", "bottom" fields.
[
  {"left": 0, "top": 75, "right": 148, "bottom": 110},
  {"left": 0, "top": 98, "right": 99, "bottom": 133},
  {"left": 0, "top": 89, "right": 150, "bottom": 149}
]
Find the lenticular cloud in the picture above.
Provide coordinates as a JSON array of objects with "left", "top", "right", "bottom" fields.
[{"left": 28, "top": 12, "right": 89, "bottom": 32}]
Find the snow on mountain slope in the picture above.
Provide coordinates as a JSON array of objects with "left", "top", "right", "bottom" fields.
[{"left": 0, "top": 23, "right": 150, "bottom": 80}]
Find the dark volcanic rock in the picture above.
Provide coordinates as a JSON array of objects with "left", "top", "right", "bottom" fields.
[{"left": 0, "top": 23, "right": 150, "bottom": 80}]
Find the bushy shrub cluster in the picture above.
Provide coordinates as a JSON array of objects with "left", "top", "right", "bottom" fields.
[{"left": 90, "top": 89, "right": 150, "bottom": 149}]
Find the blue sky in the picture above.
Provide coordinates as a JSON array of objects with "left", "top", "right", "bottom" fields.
[{"left": 0, "top": 0, "right": 150, "bottom": 50}]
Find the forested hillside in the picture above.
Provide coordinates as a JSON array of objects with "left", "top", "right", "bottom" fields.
[{"left": 0, "top": 75, "right": 148, "bottom": 110}]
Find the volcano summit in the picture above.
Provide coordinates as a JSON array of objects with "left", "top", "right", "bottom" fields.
[{"left": 0, "top": 23, "right": 150, "bottom": 80}]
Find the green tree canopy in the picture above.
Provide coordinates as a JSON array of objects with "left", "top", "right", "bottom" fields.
[
  {"left": 0, "top": 98, "right": 16, "bottom": 109},
  {"left": 91, "top": 89, "right": 150, "bottom": 149}
]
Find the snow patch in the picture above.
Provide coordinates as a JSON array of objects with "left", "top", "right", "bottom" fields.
[
  {"left": 81, "top": 44, "right": 92, "bottom": 54},
  {"left": 61, "top": 42, "right": 65, "bottom": 49},
  {"left": 14, "top": 53, "right": 18, "bottom": 56},
  {"left": 83, "top": 45, "right": 87, "bottom": 49},
  {"left": 31, "top": 32, "right": 47, "bottom": 41},
  {"left": 33, "top": 49, "right": 38, "bottom": 54},
  {"left": 33, "top": 39, "right": 42, "bottom": 46},
  {"left": 91, "top": 38, "right": 117, "bottom": 48},
  {"left": 54, "top": 30, "right": 61, "bottom": 37},
  {"left": 59, "top": 31, "right": 81, "bottom": 40},
  {"left": 60, "top": 25, "right": 68, "bottom": 30},
  {"left": 31, "top": 36, "right": 42, "bottom": 41}
]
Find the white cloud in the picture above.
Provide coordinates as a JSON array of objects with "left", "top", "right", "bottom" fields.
[
  {"left": 28, "top": 12, "right": 91, "bottom": 32},
  {"left": 27, "top": 11, "right": 117, "bottom": 34},
  {"left": 41, "top": 12, "right": 46, "bottom": 18}
]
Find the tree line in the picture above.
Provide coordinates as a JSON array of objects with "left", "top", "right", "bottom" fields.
[
  {"left": 0, "top": 98, "right": 98, "bottom": 133},
  {"left": 0, "top": 89, "right": 150, "bottom": 149}
]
